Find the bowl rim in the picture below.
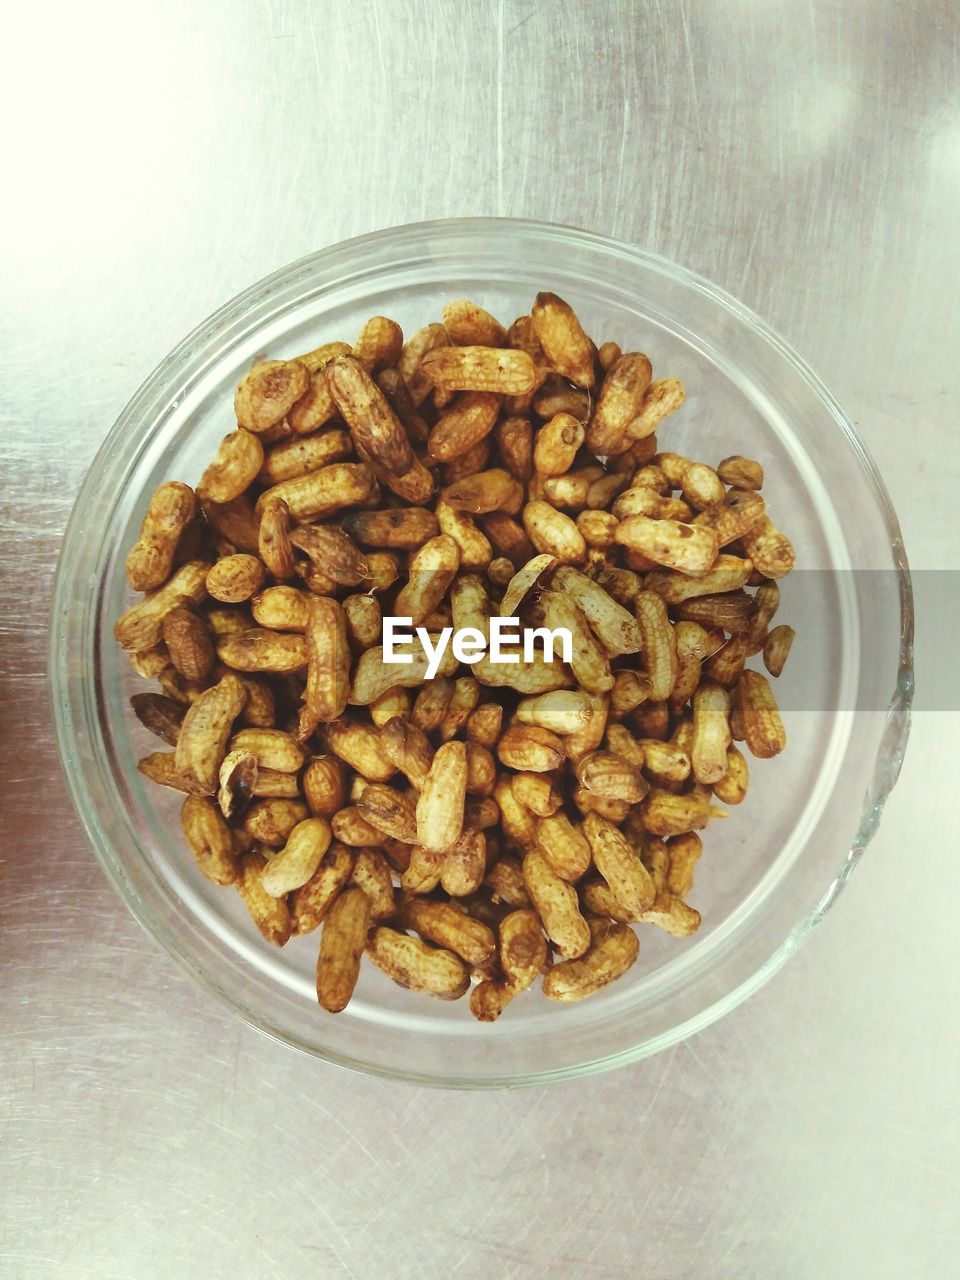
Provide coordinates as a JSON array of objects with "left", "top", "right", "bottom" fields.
[{"left": 49, "top": 216, "right": 915, "bottom": 1087}]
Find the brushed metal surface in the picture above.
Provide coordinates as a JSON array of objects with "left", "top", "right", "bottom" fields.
[{"left": 1, "top": 1, "right": 957, "bottom": 1277}]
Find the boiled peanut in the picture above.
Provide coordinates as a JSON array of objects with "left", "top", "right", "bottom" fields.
[
  {"left": 236, "top": 852, "right": 292, "bottom": 945},
  {"left": 350, "top": 638, "right": 458, "bottom": 705},
  {"left": 497, "top": 416, "right": 535, "bottom": 481},
  {"left": 260, "top": 817, "right": 332, "bottom": 896},
  {"left": 417, "top": 741, "right": 467, "bottom": 853},
  {"left": 180, "top": 795, "right": 239, "bottom": 885},
  {"left": 235, "top": 359, "right": 310, "bottom": 434},
  {"left": 494, "top": 777, "right": 538, "bottom": 850},
  {"left": 421, "top": 345, "right": 537, "bottom": 396},
  {"left": 718, "top": 455, "right": 764, "bottom": 490},
  {"left": 322, "top": 719, "right": 396, "bottom": 782},
  {"left": 350, "top": 848, "right": 395, "bottom": 920},
  {"left": 256, "top": 462, "right": 375, "bottom": 522},
  {"left": 543, "top": 919, "right": 639, "bottom": 1002},
  {"left": 439, "top": 828, "right": 487, "bottom": 897},
  {"left": 242, "top": 797, "right": 310, "bottom": 848},
  {"left": 302, "top": 756, "right": 345, "bottom": 817},
  {"left": 763, "top": 624, "right": 795, "bottom": 677},
  {"left": 576, "top": 751, "right": 648, "bottom": 804},
  {"left": 366, "top": 928, "right": 470, "bottom": 1000},
  {"left": 394, "top": 534, "right": 461, "bottom": 625},
  {"left": 551, "top": 566, "right": 642, "bottom": 655},
  {"left": 626, "top": 378, "right": 685, "bottom": 440},
  {"left": 436, "top": 499, "right": 493, "bottom": 570},
  {"left": 614, "top": 515, "right": 718, "bottom": 576},
  {"left": 206, "top": 555, "right": 266, "bottom": 604},
  {"left": 740, "top": 513, "right": 796, "bottom": 578},
  {"left": 641, "top": 785, "right": 715, "bottom": 836},
  {"left": 217, "top": 628, "right": 308, "bottom": 674},
  {"left": 291, "top": 843, "right": 356, "bottom": 935},
  {"left": 666, "top": 833, "right": 702, "bottom": 898},
  {"left": 175, "top": 673, "right": 247, "bottom": 794},
  {"left": 115, "top": 560, "right": 211, "bottom": 652},
  {"left": 442, "top": 299, "right": 507, "bottom": 348},
  {"left": 531, "top": 292, "right": 596, "bottom": 388},
  {"left": 522, "top": 500, "right": 586, "bottom": 563},
  {"left": 735, "top": 669, "right": 787, "bottom": 758},
  {"left": 498, "top": 725, "right": 565, "bottom": 773},
  {"left": 586, "top": 352, "right": 653, "bottom": 455},
  {"left": 582, "top": 812, "right": 655, "bottom": 916},
  {"left": 541, "top": 590, "right": 612, "bottom": 696},
  {"left": 534, "top": 413, "right": 585, "bottom": 476},
  {"left": 300, "top": 597, "right": 350, "bottom": 736},
  {"left": 162, "top": 605, "right": 215, "bottom": 682},
  {"left": 691, "top": 681, "right": 732, "bottom": 785},
  {"left": 353, "top": 315, "right": 403, "bottom": 372},
  {"left": 535, "top": 812, "right": 591, "bottom": 882},
  {"left": 125, "top": 482, "right": 198, "bottom": 592},
  {"left": 358, "top": 784, "right": 418, "bottom": 845},
  {"left": 399, "top": 322, "right": 451, "bottom": 405},
  {"left": 316, "top": 887, "right": 371, "bottom": 1013},
  {"left": 198, "top": 431, "right": 264, "bottom": 504},
  {"left": 470, "top": 909, "right": 547, "bottom": 1021},
  {"left": 522, "top": 850, "right": 591, "bottom": 959},
  {"left": 511, "top": 771, "right": 561, "bottom": 818}
]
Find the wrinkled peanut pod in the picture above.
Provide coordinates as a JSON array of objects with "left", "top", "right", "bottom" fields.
[
  {"left": 691, "top": 681, "right": 732, "bottom": 785},
  {"left": 300, "top": 597, "right": 350, "bottom": 738},
  {"left": 235, "top": 359, "right": 310, "bottom": 434},
  {"left": 242, "top": 798, "right": 309, "bottom": 848},
  {"left": 614, "top": 515, "right": 718, "bottom": 576},
  {"left": 326, "top": 354, "right": 415, "bottom": 477},
  {"left": 180, "top": 795, "right": 239, "bottom": 885},
  {"left": 417, "top": 740, "right": 467, "bottom": 853},
  {"left": 522, "top": 850, "right": 591, "bottom": 959},
  {"left": 174, "top": 673, "right": 247, "bottom": 795},
  {"left": 229, "top": 728, "right": 305, "bottom": 773},
  {"left": 350, "top": 848, "right": 395, "bottom": 920},
  {"left": 470, "top": 909, "right": 548, "bottom": 1021},
  {"left": 582, "top": 812, "right": 656, "bottom": 917},
  {"left": 358, "top": 783, "right": 418, "bottom": 845},
  {"left": 236, "top": 853, "right": 292, "bottom": 946},
  {"left": 586, "top": 352, "right": 652, "bottom": 455},
  {"left": 365, "top": 928, "right": 470, "bottom": 1000},
  {"left": 421, "top": 346, "right": 537, "bottom": 396},
  {"left": 443, "top": 299, "right": 507, "bottom": 348},
  {"left": 291, "top": 844, "right": 356, "bottom": 935},
  {"left": 260, "top": 818, "right": 332, "bottom": 897},
  {"left": 531, "top": 292, "right": 596, "bottom": 389},
  {"left": 125, "top": 482, "right": 198, "bottom": 592},
  {"left": 403, "top": 898, "right": 496, "bottom": 968},
  {"left": 551, "top": 566, "right": 642, "bottom": 655},
  {"left": 115, "top": 560, "right": 211, "bottom": 652},
  {"left": 535, "top": 813, "right": 591, "bottom": 882},
  {"left": 316, "top": 887, "right": 372, "bottom": 1013},
  {"left": 197, "top": 430, "right": 264, "bottom": 504},
  {"left": 735, "top": 669, "right": 787, "bottom": 758},
  {"left": 542, "top": 919, "right": 639, "bottom": 1002}
]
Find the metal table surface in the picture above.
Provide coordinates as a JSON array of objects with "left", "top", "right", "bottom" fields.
[{"left": 2, "top": 2, "right": 956, "bottom": 1277}]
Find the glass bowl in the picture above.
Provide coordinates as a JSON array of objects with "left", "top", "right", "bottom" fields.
[{"left": 50, "top": 218, "right": 914, "bottom": 1087}]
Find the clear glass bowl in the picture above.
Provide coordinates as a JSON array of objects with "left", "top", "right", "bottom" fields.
[{"left": 50, "top": 218, "right": 914, "bottom": 1087}]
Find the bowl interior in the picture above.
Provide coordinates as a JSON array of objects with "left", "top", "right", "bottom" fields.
[{"left": 54, "top": 220, "right": 910, "bottom": 1085}]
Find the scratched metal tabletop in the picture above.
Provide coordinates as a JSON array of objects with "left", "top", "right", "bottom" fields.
[{"left": 2, "top": 2, "right": 957, "bottom": 1277}]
